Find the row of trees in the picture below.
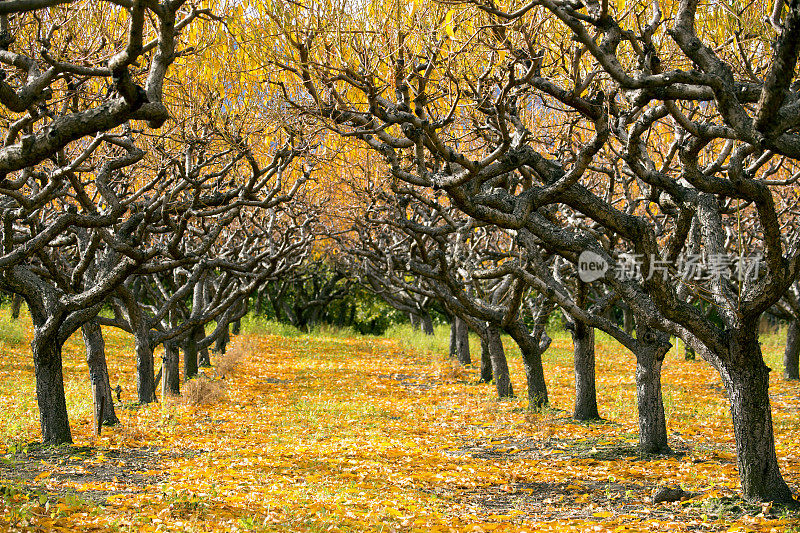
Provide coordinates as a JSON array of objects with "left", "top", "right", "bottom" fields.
[
  {"left": 254, "top": 0, "right": 800, "bottom": 505},
  {"left": 0, "top": 0, "right": 320, "bottom": 444},
  {"left": 5, "top": 0, "right": 800, "bottom": 510}
]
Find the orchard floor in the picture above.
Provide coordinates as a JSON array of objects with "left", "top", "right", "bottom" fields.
[{"left": 2, "top": 321, "right": 800, "bottom": 532}]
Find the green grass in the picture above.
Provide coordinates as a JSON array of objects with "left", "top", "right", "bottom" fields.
[
  {"left": 242, "top": 315, "right": 369, "bottom": 339},
  {"left": 307, "top": 323, "right": 363, "bottom": 339},
  {"left": 381, "top": 323, "right": 492, "bottom": 361},
  {"left": 241, "top": 315, "right": 304, "bottom": 337},
  {"left": 760, "top": 328, "right": 787, "bottom": 371},
  {"left": 0, "top": 307, "right": 25, "bottom": 346}
]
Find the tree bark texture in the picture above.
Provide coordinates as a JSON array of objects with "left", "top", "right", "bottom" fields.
[
  {"left": 623, "top": 306, "right": 633, "bottom": 335},
  {"left": 134, "top": 324, "right": 156, "bottom": 404},
  {"left": 32, "top": 329, "right": 72, "bottom": 444},
  {"left": 783, "top": 320, "right": 799, "bottom": 380},
  {"left": 572, "top": 319, "right": 599, "bottom": 420},
  {"left": 81, "top": 320, "right": 119, "bottom": 430},
  {"left": 479, "top": 335, "right": 493, "bottom": 383},
  {"left": 421, "top": 312, "right": 434, "bottom": 336},
  {"left": 723, "top": 335, "right": 794, "bottom": 503},
  {"left": 506, "top": 322, "right": 548, "bottom": 408},
  {"left": 214, "top": 323, "right": 230, "bottom": 356},
  {"left": 486, "top": 325, "right": 513, "bottom": 398},
  {"left": 635, "top": 325, "right": 671, "bottom": 454},
  {"left": 195, "top": 325, "right": 211, "bottom": 367},
  {"left": 449, "top": 320, "right": 457, "bottom": 358},
  {"left": 453, "top": 316, "right": 471, "bottom": 365},
  {"left": 162, "top": 341, "right": 180, "bottom": 396},
  {"left": 183, "top": 330, "right": 199, "bottom": 381}
]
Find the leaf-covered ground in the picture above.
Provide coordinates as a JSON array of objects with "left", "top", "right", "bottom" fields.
[{"left": 1, "top": 319, "right": 800, "bottom": 532}]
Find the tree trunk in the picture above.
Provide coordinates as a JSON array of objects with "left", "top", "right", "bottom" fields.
[
  {"left": 214, "top": 323, "right": 230, "bottom": 356},
  {"left": 31, "top": 329, "right": 72, "bottom": 444},
  {"left": 449, "top": 320, "right": 457, "bottom": 358},
  {"left": 421, "top": 312, "right": 434, "bottom": 336},
  {"left": 195, "top": 325, "right": 211, "bottom": 367},
  {"left": 486, "top": 325, "right": 513, "bottom": 398},
  {"left": 722, "top": 334, "right": 795, "bottom": 503},
  {"left": 10, "top": 293, "right": 22, "bottom": 320},
  {"left": 783, "top": 319, "right": 799, "bottom": 380},
  {"left": 134, "top": 329, "right": 156, "bottom": 404},
  {"left": 183, "top": 330, "right": 199, "bottom": 381},
  {"left": 231, "top": 318, "right": 241, "bottom": 335},
  {"left": 453, "top": 316, "right": 471, "bottom": 365},
  {"left": 572, "top": 318, "right": 599, "bottom": 420},
  {"left": 479, "top": 335, "right": 493, "bottom": 383},
  {"left": 635, "top": 324, "right": 670, "bottom": 454},
  {"left": 81, "top": 320, "right": 119, "bottom": 430},
  {"left": 506, "top": 321, "right": 548, "bottom": 408},
  {"left": 162, "top": 341, "right": 180, "bottom": 396},
  {"left": 409, "top": 313, "right": 420, "bottom": 330}
]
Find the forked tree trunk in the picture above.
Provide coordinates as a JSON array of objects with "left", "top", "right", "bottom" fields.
[
  {"left": 10, "top": 293, "right": 22, "bottom": 320},
  {"left": 421, "top": 312, "right": 434, "bottom": 336},
  {"left": 723, "top": 334, "right": 794, "bottom": 503},
  {"left": 82, "top": 320, "right": 119, "bottom": 430},
  {"left": 134, "top": 324, "right": 156, "bottom": 404},
  {"left": 572, "top": 318, "right": 599, "bottom": 420},
  {"left": 635, "top": 324, "right": 670, "bottom": 454},
  {"left": 783, "top": 319, "right": 799, "bottom": 380},
  {"left": 31, "top": 328, "right": 72, "bottom": 444},
  {"left": 162, "top": 341, "right": 180, "bottom": 396},
  {"left": 409, "top": 313, "right": 420, "bottom": 330},
  {"left": 231, "top": 318, "right": 241, "bottom": 336},
  {"left": 479, "top": 335, "right": 493, "bottom": 383},
  {"left": 486, "top": 325, "right": 513, "bottom": 398}
]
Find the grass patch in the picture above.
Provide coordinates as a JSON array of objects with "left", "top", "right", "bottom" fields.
[
  {"left": 0, "top": 307, "right": 26, "bottom": 346},
  {"left": 183, "top": 375, "right": 227, "bottom": 405},
  {"left": 382, "top": 323, "right": 484, "bottom": 360},
  {"left": 241, "top": 316, "right": 363, "bottom": 339},
  {"left": 241, "top": 316, "right": 303, "bottom": 337},
  {"left": 307, "top": 323, "right": 362, "bottom": 339}
]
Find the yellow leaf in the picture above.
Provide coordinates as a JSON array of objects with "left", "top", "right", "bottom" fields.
[{"left": 444, "top": 9, "right": 456, "bottom": 39}]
